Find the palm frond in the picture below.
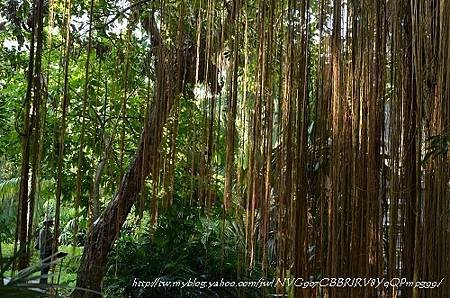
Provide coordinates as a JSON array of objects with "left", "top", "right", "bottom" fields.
[{"left": 0, "top": 177, "right": 20, "bottom": 199}]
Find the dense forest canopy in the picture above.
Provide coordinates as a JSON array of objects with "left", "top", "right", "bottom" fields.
[{"left": 0, "top": 0, "right": 449, "bottom": 297}]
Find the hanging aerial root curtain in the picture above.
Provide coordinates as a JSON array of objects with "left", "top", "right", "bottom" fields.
[
  {"left": 60, "top": 0, "right": 450, "bottom": 296},
  {"left": 72, "top": 0, "right": 233, "bottom": 295}
]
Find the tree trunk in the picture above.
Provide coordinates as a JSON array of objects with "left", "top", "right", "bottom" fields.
[
  {"left": 26, "top": 0, "right": 45, "bottom": 263},
  {"left": 72, "top": 88, "right": 172, "bottom": 296},
  {"left": 73, "top": 18, "right": 183, "bottom": 298},
  {"left": 17, "top": 0, "right": 40, "bottom": 270},
  {"left": 72, "top": 2, "right": 235, "bottom": 293}
]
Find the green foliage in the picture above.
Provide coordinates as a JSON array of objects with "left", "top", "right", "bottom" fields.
[
  {"left": 0, "top": 177, "right": 19, "bottom": 199},
  {"left": 103, "top": 199, "right": 267, "bottom": 297},
  {"left": 0, "top": 178, "right": 19, "bottom": 240},
  {"left": 59, "top": 208, "right": 87, "bottom": 246},
  {"left": 423, "top": 131, "right": 450, "bottom": 163}
]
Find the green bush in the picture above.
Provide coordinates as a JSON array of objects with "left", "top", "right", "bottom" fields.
[{"left": 103, "top": 198, "right": 268, "bottom": 297}]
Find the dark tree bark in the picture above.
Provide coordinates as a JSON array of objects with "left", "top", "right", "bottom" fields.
[
  {"left": 72, "top": 93, "right": 172, "bottom": 296},
  {"left": 17, "top": 0, "right": 44, "bottom": 270},
  {"left": 26, "top": 0, "right": 45, "bottom": 264},
  {"left": 72, "top": 13, "right": 172, "bottom": 292}
]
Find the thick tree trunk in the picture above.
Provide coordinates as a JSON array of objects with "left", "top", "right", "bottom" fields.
[
  {"left": 73, "top": 18, "right": 184, "bottom": 298},
  {"left": 72, "top": 93, "right": 172, "bottom": 297},
  {"left": 17, "top": 0, "right": 40, "bottom": 270},
  {"left": 72, "top": 2, "right": 234, "bottom": 292},
  {"left": 26, "top": 0, "right": 45, "bottom": 264}
]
